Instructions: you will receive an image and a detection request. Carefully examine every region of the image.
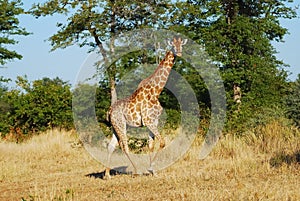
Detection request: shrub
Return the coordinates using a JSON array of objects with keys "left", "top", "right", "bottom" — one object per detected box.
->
[
  {"left": 0, "top": 76, "right": 73, "bottom": 137},
  {"left": 286, "top": 74, "right": 300, "bottom": 128}
]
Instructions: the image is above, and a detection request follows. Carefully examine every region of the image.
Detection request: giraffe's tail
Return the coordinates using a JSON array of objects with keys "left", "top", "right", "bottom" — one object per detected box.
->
[{"left": 106, "top": 106, "right": 112, "bottom": 122}]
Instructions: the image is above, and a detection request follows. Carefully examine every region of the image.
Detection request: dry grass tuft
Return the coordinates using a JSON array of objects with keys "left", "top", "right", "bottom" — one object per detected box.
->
[{"left": 0, "top": 123, "right": 299, "bottom": 200}]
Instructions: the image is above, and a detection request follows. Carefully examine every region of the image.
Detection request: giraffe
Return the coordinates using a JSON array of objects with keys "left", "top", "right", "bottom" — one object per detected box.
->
[{"left": 105, "top": 37, "right": 187, "bottom": 179}]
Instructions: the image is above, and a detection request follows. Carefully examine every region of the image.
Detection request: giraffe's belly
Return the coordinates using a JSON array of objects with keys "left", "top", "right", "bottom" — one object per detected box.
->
[{"left": 125, "top": 112, "right": 143, "bottom": 127}]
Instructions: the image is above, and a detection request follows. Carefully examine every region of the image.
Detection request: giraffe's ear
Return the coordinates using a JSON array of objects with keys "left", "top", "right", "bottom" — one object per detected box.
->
[{"left": 181, "top": 39, "right": 188, "bottom": 45}]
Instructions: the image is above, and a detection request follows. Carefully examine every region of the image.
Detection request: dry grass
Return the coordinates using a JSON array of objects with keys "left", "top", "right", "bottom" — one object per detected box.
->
[{"left": 0, "top": 122, "right": 299, "bottom": 201}]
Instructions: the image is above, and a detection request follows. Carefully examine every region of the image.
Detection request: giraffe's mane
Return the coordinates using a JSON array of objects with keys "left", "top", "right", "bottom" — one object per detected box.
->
[{"left": 137, "top": 51, "right": 174, "bottom": 89}]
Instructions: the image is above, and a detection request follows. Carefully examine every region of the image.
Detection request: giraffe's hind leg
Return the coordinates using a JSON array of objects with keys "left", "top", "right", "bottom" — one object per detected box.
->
[
  {"left": 110, "top": 113, "right": 137, "bottom": 175},
  {"left": 104, "top": 133, "right": 118, "bottom": 179}
]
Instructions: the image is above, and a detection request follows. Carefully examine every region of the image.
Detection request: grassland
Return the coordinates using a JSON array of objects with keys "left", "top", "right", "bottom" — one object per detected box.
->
[{"left": 0, "top": 121, "right": 299, "bottom": 201}]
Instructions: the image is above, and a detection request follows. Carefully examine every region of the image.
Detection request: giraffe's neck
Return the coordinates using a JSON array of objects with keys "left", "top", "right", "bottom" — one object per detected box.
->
[
  {"left": 134, "top": 50, "right": 175, "bottom": 99},
  {"left": 147, "top": 51, "right": 175, "bottom": 95}
]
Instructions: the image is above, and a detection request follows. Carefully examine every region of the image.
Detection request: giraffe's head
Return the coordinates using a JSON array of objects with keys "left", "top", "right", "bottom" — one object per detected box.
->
[{"left": 168, "top": 37, "right": 187, "bottom": 57}]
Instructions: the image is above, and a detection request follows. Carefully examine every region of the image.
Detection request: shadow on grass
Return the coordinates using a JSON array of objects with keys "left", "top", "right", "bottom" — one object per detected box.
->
[
  {"left": 270, "top": 150, "right": 300, "bottom": 167},
  {"left": 85, "top": 166, "right": 129, "bottom": 179}
]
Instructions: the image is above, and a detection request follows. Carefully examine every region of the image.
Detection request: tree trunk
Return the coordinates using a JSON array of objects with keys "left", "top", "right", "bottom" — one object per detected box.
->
[
  {"left": 91, "top": 28, "right": 117, "bottom": 106},
  {"left": 109, "top": 0, "right": 117, "bottom": 106}
]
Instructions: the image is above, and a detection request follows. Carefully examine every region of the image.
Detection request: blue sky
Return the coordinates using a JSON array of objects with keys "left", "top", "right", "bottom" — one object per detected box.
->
[{"left": 1, "top": 1, "right": 299, "bottom": 88}]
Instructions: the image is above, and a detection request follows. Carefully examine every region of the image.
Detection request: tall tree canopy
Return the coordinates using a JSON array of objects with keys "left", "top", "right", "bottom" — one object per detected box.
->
[
  {"left": 0, "top": 0, "right": 29, "bottom": 66},
  {"left": 30, "top": 0, "right": 173, "bottom": 104},
  {"left": 171, "top": 0, "right": 297, "bottom": 130},
  {"left": 30, "top": 0, "right": 297, "bottom": 132}
]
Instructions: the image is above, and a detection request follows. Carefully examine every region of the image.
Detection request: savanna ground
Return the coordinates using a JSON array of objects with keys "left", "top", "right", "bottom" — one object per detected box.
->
[{"left": 0, "top": 121, "right": 299, "bottom": 201}]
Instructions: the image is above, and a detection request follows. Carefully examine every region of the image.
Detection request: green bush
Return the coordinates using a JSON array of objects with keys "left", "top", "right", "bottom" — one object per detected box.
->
[
  {"left": 0, "top": 76, "right": 73, "bottom": 137},
  {"left": 286, "top": 75, "right": 300, "bottom": 128}
]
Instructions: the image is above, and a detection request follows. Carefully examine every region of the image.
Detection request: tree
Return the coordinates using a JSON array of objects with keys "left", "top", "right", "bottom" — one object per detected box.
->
[
  {"left": 0, "top": 79, "right": 11, "bottom": 134},
  {"left": 3, "top": 76, "right": 73, "bottom": 135},
  {"left": 0, "top": 0, "right": 30, "bottom": 65},
  {"left": 172, "top": 0, "right": 297, "bottom": 131},
  {"left": 29, "top": 0, "right": 172, "bottom": 106},
  {"left": 29, "top": 0, "right": 298, "bottom": 134},
  {"left": 286, "top": 74, "right": 300, "bottom": 128}
]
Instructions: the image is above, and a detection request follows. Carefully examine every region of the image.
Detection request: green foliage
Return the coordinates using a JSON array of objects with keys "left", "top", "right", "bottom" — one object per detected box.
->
[
  {"left": 286, "top": 75, "right": 300, "bottom": 128},
  {"left": 0, "top": 0, "right": 30, "bottom": 65},
  {"left": 0, "top": 76, "right": 73, "bottom": 136},
  {"left": 0, "top": 78, "right": 11, "bottom": 134},
  {"left": 72, "top": 83, "right": 96, "bottom": 121},
  {"left": 29, "top": 0, "right": 174, "bottom": 110},
  {"left": 172, "top": 0, "right": 296, "bottom": 132},
  {"left": 26, "top": 0, "right": 298, "bottom": 136},
  {"left": 30, "top": 0, "right": 172, "bottom": 50},
  {"left": 95, "top": 81, "right": 111, "bottom": 124}
]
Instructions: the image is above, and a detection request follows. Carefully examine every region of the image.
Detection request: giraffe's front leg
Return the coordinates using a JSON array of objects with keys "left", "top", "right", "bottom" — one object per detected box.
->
[
  {"left": 147, "top": 134, "right": 157, "bottom": 176},
  {"left": 147, "top": 124, "right": 165, "bottom": 150},
  {"left": 146, "top": 125, "right": 165, "bottom": 176}
]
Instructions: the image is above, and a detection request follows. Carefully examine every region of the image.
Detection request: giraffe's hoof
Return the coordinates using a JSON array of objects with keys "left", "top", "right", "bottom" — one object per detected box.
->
[
  {"left": 104, "top": 168, "right": 111, "bottom": 180},
  {"left": 103, "top": 174, "right": 111, "bottom": 180},
  {"left": 147, "top": 167, "right": 157, "bottom": 176}
]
